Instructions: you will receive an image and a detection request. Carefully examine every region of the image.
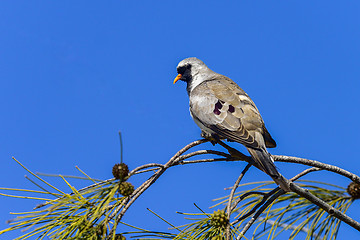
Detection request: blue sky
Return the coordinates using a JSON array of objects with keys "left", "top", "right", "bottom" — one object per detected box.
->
[{"left": 1, "top": 1, "right": 359, "bottom": 239}]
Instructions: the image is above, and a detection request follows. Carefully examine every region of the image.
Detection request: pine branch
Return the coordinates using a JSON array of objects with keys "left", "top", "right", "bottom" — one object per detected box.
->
[{"left": 2, "top": 138, "right": 360, "bottom": 239}]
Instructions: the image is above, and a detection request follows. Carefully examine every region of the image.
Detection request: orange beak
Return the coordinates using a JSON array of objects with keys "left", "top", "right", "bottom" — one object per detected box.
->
[{"left": 173, "top": 74, "right": 182, "bottom": 84}]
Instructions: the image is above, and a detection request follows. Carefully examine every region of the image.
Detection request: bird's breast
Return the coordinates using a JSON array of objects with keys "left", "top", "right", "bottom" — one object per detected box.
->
[{"left": 189, "top": 109, "right": 216, "bottom": 135}]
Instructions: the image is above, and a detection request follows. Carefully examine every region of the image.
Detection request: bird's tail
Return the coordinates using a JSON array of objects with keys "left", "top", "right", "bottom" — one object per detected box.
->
[{"left": 247, "top": 148, "right": 290, "bottom": 192}]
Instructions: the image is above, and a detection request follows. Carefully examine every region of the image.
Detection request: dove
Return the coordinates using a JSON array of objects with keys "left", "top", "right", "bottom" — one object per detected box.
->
[{"left": 174, "top": 57, "right": 290, "bottom": 191}]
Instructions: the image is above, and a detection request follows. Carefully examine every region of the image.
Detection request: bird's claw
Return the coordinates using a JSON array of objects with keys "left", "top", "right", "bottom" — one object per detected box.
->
[{"left": 201, "top": 131, "right": 219, "bottom": 146}]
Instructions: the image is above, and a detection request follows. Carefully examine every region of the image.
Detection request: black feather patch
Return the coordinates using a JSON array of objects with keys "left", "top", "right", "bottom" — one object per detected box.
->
[
  {"left": 228, "top": 105, "right": 235, "bottom": 113},
  {"left": 214, "top": 101, "right": 223, "bottom": 115}
]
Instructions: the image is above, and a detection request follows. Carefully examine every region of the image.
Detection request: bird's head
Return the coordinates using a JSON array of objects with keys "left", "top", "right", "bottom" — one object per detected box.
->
[{"left": 173, "top": 57, "right": 208, "bottom": 84}]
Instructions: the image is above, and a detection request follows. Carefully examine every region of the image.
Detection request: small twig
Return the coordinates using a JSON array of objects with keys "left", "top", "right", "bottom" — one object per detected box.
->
[
  {"left": 290, "top": 167, "right": 322, "bottom": 182},
  {"left": 225, "top": 163, "right": 252, "bottom": 240},
  {"left": 132, "top": 157, "right": 242, "bottom": 174},
  {"left": 227, "top": 164, "right": 252, "bottom": 216},
  {"left": 175, "top": 149, "right": 233, "bottom": 163},
  {"left": 129, "top": 163, "right": 164, "bottom": 176},
  {"left": 132, "top": 167, "right": 162, "bottom": 175},
  {"left": 178, "top": 157, "right": 239, "bottom": 165}
]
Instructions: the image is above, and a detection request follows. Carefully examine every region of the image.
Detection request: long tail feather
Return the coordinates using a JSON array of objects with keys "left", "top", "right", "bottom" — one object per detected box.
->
[{"left": 247, "top": 148, "right": 290, "bottom": 192}]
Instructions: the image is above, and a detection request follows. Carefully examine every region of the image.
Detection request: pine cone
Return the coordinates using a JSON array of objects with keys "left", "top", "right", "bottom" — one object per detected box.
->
[
  {"left": 119, "top": 182, "right": 134, "bottom": 197},
  {"left": 210, "top": 209, "right": 229, "bottom": 228},
  {"left": 347, "top": 182, "right": 360, "bottom": 199},
  {"left": 112, "top": 163, "right": 129, "bottom": 180}
]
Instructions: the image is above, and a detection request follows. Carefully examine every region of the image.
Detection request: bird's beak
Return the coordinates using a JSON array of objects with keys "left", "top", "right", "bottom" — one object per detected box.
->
[{"left": 173, "top": 74, "right": 182, "bottom": 84}]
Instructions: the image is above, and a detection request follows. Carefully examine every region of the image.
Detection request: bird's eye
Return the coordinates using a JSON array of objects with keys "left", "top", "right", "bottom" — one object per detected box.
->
[
  {"left": 177, "top": 66, "right": 186, "bottom": 74},
  {"left": 177, "top": 64, "right": 191, "bottom": 74}
]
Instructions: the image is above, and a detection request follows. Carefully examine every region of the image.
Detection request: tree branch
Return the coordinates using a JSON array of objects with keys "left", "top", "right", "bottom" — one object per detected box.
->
[
  {"left": 273, "top": 155, "right": 360, "bottom": 184},
  {"left": 107, "top": 139, "right": 360, "bottom": 238},
  {"left": 290, "top": 167, "right": 322, "bottom": 181},
  {"left": 230, "top": 167, "right": 356, "bottom": 239},
  {"left": 11, "top": 137, "right": 360, "bottom": 239}
]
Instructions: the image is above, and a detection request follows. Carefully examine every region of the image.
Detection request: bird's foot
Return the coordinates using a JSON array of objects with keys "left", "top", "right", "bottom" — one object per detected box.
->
[{"left": 200, "top": 131, "right": 219, "bottom": 146}]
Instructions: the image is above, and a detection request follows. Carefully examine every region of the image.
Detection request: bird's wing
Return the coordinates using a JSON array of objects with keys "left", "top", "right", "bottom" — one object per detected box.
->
[
  {"left": 263, "top": 125, "right": 276, "bottom": 148},
  {"left": 190, "top": 77, "right": 274, "bottom": 149}
]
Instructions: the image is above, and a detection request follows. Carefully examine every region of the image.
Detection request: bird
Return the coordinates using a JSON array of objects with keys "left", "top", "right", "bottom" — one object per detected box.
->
[{"left": 173, "top": 57, "right": 290, "bottom": 192}]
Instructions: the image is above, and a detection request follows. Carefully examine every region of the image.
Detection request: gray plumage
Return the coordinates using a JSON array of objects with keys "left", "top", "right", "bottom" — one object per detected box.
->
[{"left": 174, "top": 57, "right": 290, "bottom": 192}]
